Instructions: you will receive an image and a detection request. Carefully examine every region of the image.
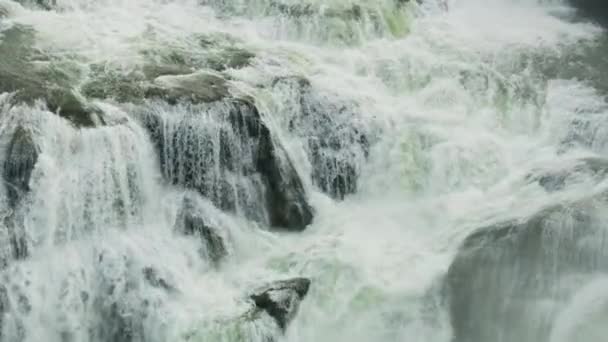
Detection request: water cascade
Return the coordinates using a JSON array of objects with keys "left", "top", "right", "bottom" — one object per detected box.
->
[{"left": 1, "top": 0, "right": 608, "bottom": 341}]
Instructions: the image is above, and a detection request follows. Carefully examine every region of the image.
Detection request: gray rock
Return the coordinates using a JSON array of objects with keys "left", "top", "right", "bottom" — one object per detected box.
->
[
  {"left": 147, "top": 71, "right": 229, "bottom": 104},
  {"left": 250, "top": 278, "right": 311, "bottom": 331},
  {"left": 273, "top": 76, "right": 370, "bottom": 200},
  {"left": 3, "top": 126, "right": 38, "bottom": 209},
  {"left": 175, "top": 197, "right": 228, "bottom": 265},
  {"left": 445, "top": 194, "right": 608, "bottom": 342},
  {"left": 0, "top": 25, "right": 99, "bottom": 127},
  {"left": 143, "top": 98, "right": 314, "bottom": 231}
]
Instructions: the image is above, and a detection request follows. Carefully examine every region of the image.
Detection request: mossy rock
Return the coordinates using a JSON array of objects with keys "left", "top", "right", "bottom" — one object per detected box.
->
[{"left": 145, "top": 71, "right": 229, "bottom": 104}]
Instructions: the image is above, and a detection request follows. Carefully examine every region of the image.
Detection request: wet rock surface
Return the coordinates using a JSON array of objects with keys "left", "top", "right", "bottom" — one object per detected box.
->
[
  {"left": 273, "top": 77, "right": 370, "bottom": 200},
  {"left": 446, "top": 195, "right": 608, "bottom": 342},
  {"left": 175, "top": 196, "right": 228, "bottom": 264},
  {"left": 3, "top": 126, "right": 38, "bottom": 209},
  {"left": 143, "top": 97, "right": 314, "bottom": 231},
  {"left": 250, "top": 278, "right": 311, "bottom": 331}
]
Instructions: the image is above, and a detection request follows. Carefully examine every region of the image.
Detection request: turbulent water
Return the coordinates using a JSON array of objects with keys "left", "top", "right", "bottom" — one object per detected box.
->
[{"left": 1, "top": 0, "right": 608, "bottom": 341}]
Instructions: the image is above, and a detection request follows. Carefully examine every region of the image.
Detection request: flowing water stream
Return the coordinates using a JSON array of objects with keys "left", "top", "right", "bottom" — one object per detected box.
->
[{"left": 1, "top": 0, "right": 608, "bottom": 341}]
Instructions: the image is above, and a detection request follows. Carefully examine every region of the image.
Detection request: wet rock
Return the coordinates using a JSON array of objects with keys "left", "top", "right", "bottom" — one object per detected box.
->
[
  {"left": 3, "top": 126, "right": 38, "bottom": 208},
  {"left": 250, "top": 278, "right": 311, "bottom": 331},
  {"left": 146, "top": 71, "right": 229, "bottom": 104},
  {"left": 82, "top": 67, "right": 147, "bottom": 103},
  {"left": 527, "top": 157, "right": 608, "bottom": 191},
  {"left": 0, "top": 285, "right": 7, "bottom": 340},
  {"left": 205, "top": 47, "right": 255, "bottom": 72},
  {"left": 175, "top": 197, "right": 228, "bottom": 264},
  {"left": 0, "top": 25, "right": 98, "bottom": 127},
  {"left": 569, "top": 0, "right": 608, "bottom": 26},
  {"left": 15, "top": 0, "right": 54, "bottom": 10},
  {"left": 142, "top": 267, "right": 175, "bottom": 292},
  {"left": 273, "top": 77, "right": 370, "bottom": 200},
  {"left": 445, "top": 195, "right": 608, "bottom": 342},
  {"left": 143, "top": 98, "right": 314, "bottom": 231}
]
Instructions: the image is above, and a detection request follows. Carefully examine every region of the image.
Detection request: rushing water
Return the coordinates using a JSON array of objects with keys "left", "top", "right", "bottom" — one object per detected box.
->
[{"left": 1, "top": 0, "right": 608, "bottom": 341}]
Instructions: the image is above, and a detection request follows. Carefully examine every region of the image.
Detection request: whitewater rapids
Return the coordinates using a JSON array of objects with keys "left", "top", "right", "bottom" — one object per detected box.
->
[{"left": 1, "top": 0, "right": 608, "bottom": 341}]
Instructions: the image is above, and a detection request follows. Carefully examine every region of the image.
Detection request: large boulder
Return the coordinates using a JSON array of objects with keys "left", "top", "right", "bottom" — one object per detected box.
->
[
  {"left": 0, "top": 25, "right": 99, "bottom": 127},
  {"left": 142, "top": 94, "right": 314, "bottom": 231},
  {"left": 250, "top": 277, "right": 311, "bottom": 331},
  {"left": 445, "top": 195, "right": 608, "bottom": 342},
  {"left": 273, "top": 77, "right": 370, "bottom": 200}
]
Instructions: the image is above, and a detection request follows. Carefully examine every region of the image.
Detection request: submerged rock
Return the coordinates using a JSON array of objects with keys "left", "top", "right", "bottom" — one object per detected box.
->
[
  {"left": 445, "top": 195, "right": 608, "bottom": 342},
  {"left": 273, "top": 77, "right": 370, "bottom": 200},
  {"left": 142, "top": 267, "right": 175, "bottom": 292},
  {"left": 175, "top": 196, "right": 228, "bottom": 264},
  {"left": 0, "top": 284, "right": 7, "bottom": 340},
  {"left": 3, "top": 126, "right": 38, "bottom": 208},
  {"left": 143, "top": 98, "right": 314, "bottom": 231},
  {"left": 527, "top": 157, "right": 608, "bottom": 191},
  {"left": 250, "top": 278, "right": 311, "bottom": 331}
]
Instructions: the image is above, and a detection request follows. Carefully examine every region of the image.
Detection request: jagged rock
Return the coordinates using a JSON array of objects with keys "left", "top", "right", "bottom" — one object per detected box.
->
[
  {"left": 527, "top": 157, "right": 608, "bottom": 191},
  {"left": 175, "top": 197, "right": 228, "bottom": 264},
  {"left": 143, "top": 98, "right": 314, "bottom": 231},
  {"left": 273, "top": 77, "right": 370, "bottom": 200},
  {"left": 15, "top": 0, "right": 54, "bottom": 10},
  {"left": 142, "top": 267, "right": 175, "bottom": 291},
  {"left": 250, "top": 278, "right": 311, "bottom": 331},
  {"left": 3, "top": 126, "right": 38, "bottom": 208},
  {"left": 445, "top": 195, "right": 608, "bottom": 342}
]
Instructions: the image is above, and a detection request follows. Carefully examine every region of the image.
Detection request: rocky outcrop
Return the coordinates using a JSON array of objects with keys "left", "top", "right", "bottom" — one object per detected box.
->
[
  {"left": 0, "top": 25, "right": 100, "bottom": 127},
  {"left": 143, "top": 95, "right": 314, "bottom": 231},
  {"left": 3, "top": 126, "right": 38, "bottom": 209},
  {"left": 175, "top": 196, "right": 228, "bottom": 264},
  {"left": 250, "top": 278, "right": 311, "bottom": 331},
  {"left": 2, "top": 126, "right": 38, "bottom": 261},
  {"left": 445, "top": 195, "right": 608, "bottom": 342},
  {"left": 273, "top": 77, "right": 370, "bottom": 200}
]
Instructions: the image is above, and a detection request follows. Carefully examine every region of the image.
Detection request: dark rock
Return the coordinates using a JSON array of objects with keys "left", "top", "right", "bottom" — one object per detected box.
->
[
  {"left": 273, "top": 77, "right": 370, "bottom": 200},
  {"left": 0, "top": 285, "right": 7, "bottom": 340},
  {"left": 568, "top": 0, "right": 608, "bottom": 26},
  {"left": 3, "top": 126, "right": 38, "bottom": 208},
  {"left": 250, "top": 278, "right": 311, "bottom": 331},
  {"left": 445, "top": 195, "right": 608, "bottom": 342},
  {"left": 175, "top": 197, "right": 228, "bottom": 264},
  {"left": 143, "top": 98, "right": 314, "bottom": 231},
  {"left": 16, "top": 1, "right": 55, "bottom": 10},
  {"left": 142, "top": 267, "right": 175, "bottom": 291}
]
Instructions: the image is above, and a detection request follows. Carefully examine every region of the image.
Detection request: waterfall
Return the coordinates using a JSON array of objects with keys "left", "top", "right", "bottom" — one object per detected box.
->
[{"left": 1, "top": 0, "right": 608, "bottom": 341}]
